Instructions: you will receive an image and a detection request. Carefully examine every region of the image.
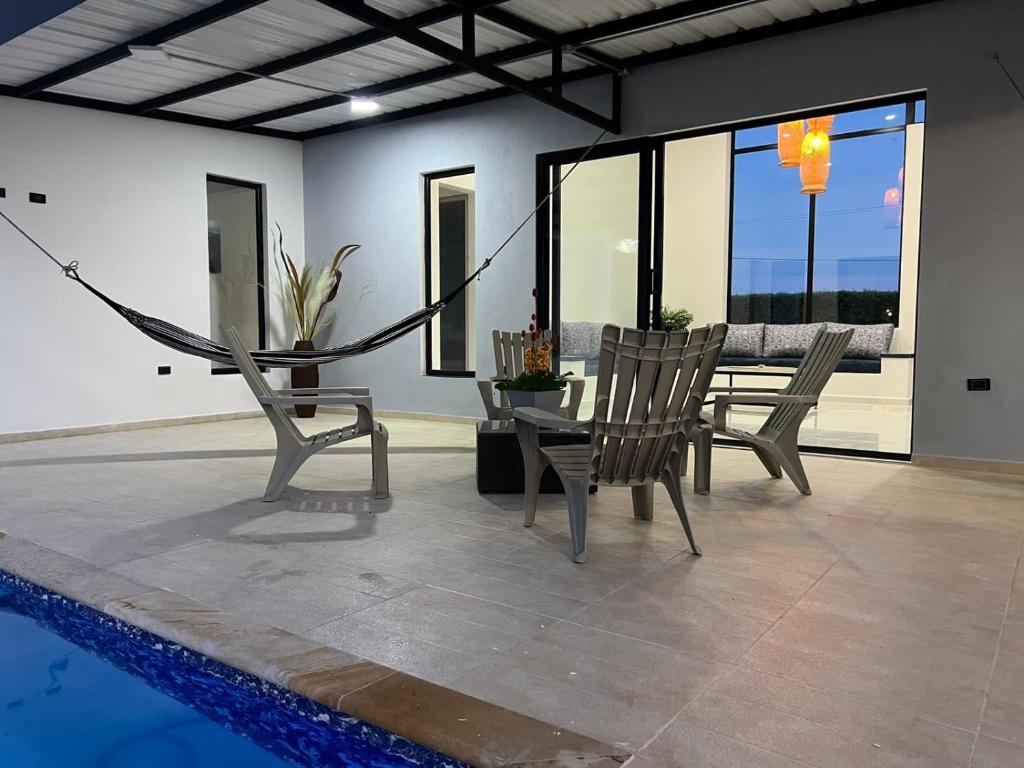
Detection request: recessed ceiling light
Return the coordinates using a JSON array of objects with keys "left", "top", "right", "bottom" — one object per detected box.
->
[
  {"left": 350, "top": 99, "right": 380, "bottom": 114},
  {"left": 884, "top": 113, "right": 897, "bottom": 121}
]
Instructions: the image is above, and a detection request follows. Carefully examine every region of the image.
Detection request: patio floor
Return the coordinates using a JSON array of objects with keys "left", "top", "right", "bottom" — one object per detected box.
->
[{"left": 1, "top": 414, "right": 1022, "bottom": 767}]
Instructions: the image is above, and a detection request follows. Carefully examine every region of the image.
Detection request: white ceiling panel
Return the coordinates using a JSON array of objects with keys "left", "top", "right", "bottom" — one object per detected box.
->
[
  {"left": 0, "top": 0, "right": 221, "bottom": 86},
  {"left": 46, "top": 55, "right": 226, "bottom": 103},
  {"left": 161, "top": 0, "right": 370, "bottom": 71},
  {"left": 283, "top": 37, "right": 449, "bottom": 92},
  {"left": 0, "top": 0, "right": 900, "bottom": 135},
  {"left": 167, "top": 77, "right": 322, "bottom": 120}
]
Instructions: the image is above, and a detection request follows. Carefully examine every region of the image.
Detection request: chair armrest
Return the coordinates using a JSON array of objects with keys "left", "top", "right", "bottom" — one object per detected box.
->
[
  {"left": 707, "top": 386, "right": 783, "bottom": 394},
  {"left": 277, "top": 387, "right": 370, "bottom": 396},
  {"left": 713, "top": 393, "right": 817, "bottom": 430},
  {"left": 514, "top": 407, "right": 591, "bottom": 432},
  {"left": 258, "top": 394, "right": 373, "bottom": 408},
  {"left": 565, "top": 377, "right": 586, "bottom": 420}
]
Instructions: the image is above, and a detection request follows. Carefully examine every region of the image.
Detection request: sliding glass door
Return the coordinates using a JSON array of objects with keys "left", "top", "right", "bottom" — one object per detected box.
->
[{"left": 537, "top": 147, "right": 657, "bottom": 406}]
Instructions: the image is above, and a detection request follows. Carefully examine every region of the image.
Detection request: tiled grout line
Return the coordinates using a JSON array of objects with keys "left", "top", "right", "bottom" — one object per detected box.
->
[
  {"left": 629, "top": 503, "right": 893, "bottom": 763},
  {"left": 967, "top": 530, "right": 1024, "bottom": 768}
]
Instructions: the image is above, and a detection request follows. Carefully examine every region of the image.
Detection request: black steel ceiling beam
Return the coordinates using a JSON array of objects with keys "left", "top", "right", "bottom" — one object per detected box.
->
[
  {"left": 131, "top": 0, "right": 507, "bottom": 113},
  {"left": 316, "top": 0, "right": 619, "bottom": 132},
  {"left": 558, "top": 0, "right": 769, "bottom": 48},
  {"left": 228, "top": 94, "right": 349, "bottom": 129},
  {"left": 14, "top": 0, "right": 268, "bottom": 97},
  {"left": 0, "top": 83, "right": 298, "bottom": 140},
  {"left": 298, "top": 0, "right": 944, "bottom": 139},
  {"left": 469, "top": 4, "right": 627, "bottom": 74}
]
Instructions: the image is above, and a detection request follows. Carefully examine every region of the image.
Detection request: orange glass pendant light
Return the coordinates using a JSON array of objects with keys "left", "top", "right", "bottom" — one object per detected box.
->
[
  {"left": 777, "top": 120, "right": 805, "bottom": 168},
  {"left": 807, "top": 114, "right": 836, "bottom": 134},
  {"left": 800, "top": 129, "right": 831, "bottom": 195}
]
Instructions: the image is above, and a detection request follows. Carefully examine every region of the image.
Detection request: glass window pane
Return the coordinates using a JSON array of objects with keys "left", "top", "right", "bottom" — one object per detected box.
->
[
  {"left": 830, "top": 104, "right": 907, "bottom": 134},
  {"left": 730, "top": 149, "right": 809, "bottom": 324},
  {"left": 734, "top": 124, "right": 779, "bottom": 149},
  {"left": 207, "top": 178, "right": 262, "bottom": 372},
  {"left": 811, "top": 131, "right": 905, "bottom": 324}
]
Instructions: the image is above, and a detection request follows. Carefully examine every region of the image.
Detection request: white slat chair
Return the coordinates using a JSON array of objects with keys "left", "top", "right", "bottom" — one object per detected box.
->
[
  {"left": 477, "top": 329, "right": 585, "bottom": 420},
  {"left": 514, "top": 323, "right": 727, "bottom": 563},
  {"left": 224, "top": 327, "right": 389, "bottom": 502},
  {"left": 698, "top": 326, "right": 853, "bottom": 495}
]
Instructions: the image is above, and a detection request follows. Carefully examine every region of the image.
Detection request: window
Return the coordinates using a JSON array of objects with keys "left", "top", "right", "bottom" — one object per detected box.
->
[
  {"left": 424, "top": 168, "right": 476, "bottom": 376},
  {"left": 729, "top": 100, "right": 921, "bottom": 325},
  {"left": 206, "top": 175, "right": 265, "bottom": 373}
]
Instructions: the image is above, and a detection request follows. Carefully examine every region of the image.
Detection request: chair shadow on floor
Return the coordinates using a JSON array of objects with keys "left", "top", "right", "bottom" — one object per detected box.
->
[{"left": 81, "top": 488, "right": 398, "bottom": 566}]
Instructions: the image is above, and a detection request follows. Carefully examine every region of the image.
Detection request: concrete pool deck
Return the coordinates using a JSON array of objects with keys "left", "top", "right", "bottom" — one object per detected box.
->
[{"left": 1, "top": 415, "right": 1023, "bottom": 766}]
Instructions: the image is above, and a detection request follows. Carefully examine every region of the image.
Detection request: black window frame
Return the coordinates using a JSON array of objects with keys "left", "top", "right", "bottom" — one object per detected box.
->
[
  {"left": 423, "top": 166, "right": 476, "bottom": 378},
  {"left": 727, "top": 97, "right": 922, "bottom": 327},
  {"left": 206, "top": 173, "right": 267, "bottom": 376}
]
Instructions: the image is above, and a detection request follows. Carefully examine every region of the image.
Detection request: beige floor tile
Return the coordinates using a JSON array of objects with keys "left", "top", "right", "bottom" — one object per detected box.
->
[{"left": 3, "top": 415, "right": 1024, "bottom": 766}]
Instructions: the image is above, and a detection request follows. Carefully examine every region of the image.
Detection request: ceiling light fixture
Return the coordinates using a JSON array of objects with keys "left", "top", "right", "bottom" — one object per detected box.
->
[{"left": 349, "top": 99, "right": 381, "bottom": 114}]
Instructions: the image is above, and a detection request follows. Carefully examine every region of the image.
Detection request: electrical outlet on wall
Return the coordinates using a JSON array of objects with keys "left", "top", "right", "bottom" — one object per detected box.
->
[
  {"left": 158, "top": 366, "right": 171, "bottom": 376},
  {"left": 967, "top": 378, "right": 991, "bottom": 391},
  {"left": 29, "top": 192, "right": 46, "bottom": 204}
]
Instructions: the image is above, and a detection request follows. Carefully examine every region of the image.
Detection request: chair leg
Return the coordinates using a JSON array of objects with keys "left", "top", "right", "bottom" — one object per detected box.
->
[
  {"left": 692, "top": 424, "right": 713, "bottom": 495},
  {"left": 774, "top": 439, "right": 812, "bottom": 495},
  {"left": 751, "top": 444, "right": 783, "bottom": 479},
  {"left": 371, "top": 423, "right": 390, "bottom": 499},
  {"left": 563, "top": 478, "right": 590, "bottom": 563},
  {"left": 263, "top": 441, "right": 309, "bottom": 502},
  {"left": 515, "top": 420, "right": 546, "bottom": 527},
  {"left": 631, "top": 484, "right": 654, "bottom": 520},
  {"left": 662, "top": 471, "right": 701, "bottom": 555},
  {"left": 679, "top": 436, "right": 690, "bottom": 477}
]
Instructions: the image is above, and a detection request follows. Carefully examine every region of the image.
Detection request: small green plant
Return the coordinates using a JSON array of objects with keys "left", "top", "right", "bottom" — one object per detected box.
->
[
  {"left": 661, "top": 305, "right": 694, "bottom": 332},
  {"left": 495, "top": 370, "right": 568, "bottom": 393}
]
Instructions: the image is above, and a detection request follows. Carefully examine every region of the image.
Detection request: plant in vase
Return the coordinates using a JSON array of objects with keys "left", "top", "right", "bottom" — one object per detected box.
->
[
  {"left": 660, "top": 304, "right": 694, "bottom": 333},
  {"left": 495, "top": 289, "right": 568, "bottom": 414},
  {"left": 273, "top": 224, "right": 360, "bottom": 417}
]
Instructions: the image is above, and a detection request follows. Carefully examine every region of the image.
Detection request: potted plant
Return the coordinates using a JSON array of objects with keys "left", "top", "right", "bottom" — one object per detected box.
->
[
  {"left": 661, "top": 304, "right": 694, "bottom": 333},
  {"left": 273, "top": 224, "right": 359, "bottom": 417},
  {"left": 495, "top": 289, "right": 569, "bottom": 414}
]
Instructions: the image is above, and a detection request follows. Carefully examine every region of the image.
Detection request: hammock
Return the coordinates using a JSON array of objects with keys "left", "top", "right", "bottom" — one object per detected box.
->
[{"left": 1, "top": 130, "right": 604, "bottom": 368}]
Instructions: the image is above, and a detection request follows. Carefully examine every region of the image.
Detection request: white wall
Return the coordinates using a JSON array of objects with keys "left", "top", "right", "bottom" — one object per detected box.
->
[
  {"left": 0, "top": 97, "right": 304, "bottom": 435},
  {"left": 662, "top": 133, "right": 732, "bottom": 327}
]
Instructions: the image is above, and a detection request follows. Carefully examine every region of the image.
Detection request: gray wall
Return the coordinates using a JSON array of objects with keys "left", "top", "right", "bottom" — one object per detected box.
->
[{"left": 303, "top": 0, "right": 1024, "bottom": 463}]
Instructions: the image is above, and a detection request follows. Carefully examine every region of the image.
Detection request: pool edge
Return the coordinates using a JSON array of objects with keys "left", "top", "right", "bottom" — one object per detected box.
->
[{"left": 0, "top": 531, "right": 631, "bottom": 768}]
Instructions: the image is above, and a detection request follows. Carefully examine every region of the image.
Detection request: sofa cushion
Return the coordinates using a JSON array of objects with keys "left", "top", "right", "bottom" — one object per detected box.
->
[
  {"left": 763, "top": 323, "right": 825, "bottom": 357},
  {"left": 722, "top": 323, "right": 764, "bottom": 358},
  {"left": 826, "top": 323, "right": 895, "bottom": 359},
  {"left": 559, "top": 321, "right": 604, "bottom": 359}
]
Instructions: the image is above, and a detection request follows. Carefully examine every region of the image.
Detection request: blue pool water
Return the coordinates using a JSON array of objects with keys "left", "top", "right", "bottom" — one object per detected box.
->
[{"left": 0, "top": 571, "right": 465, "bottom": 768}]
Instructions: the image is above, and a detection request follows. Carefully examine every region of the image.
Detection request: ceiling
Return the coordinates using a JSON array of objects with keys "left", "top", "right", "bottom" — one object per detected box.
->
[{"left": 0, "top": 0, "right": 937, "bottom": 140}]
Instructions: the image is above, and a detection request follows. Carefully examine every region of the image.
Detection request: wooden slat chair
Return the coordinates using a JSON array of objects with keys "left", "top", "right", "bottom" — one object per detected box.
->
[
  {"left": 477, "top": 329, "right": 585, "bottom": 420},
  {"left": 224, "top": 327, "right": 389, "bottom": 502},
  {"left": 515, "top": 323, "right": 727, "bottom": 563},
  {"left": 697, "top": 327, "right": 853, "bottom": 495}
]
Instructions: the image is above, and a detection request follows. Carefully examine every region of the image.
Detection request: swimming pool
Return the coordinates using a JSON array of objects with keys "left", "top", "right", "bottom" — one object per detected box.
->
[{"left": 0, "top": 569, "right": 466, "bottom": 768}]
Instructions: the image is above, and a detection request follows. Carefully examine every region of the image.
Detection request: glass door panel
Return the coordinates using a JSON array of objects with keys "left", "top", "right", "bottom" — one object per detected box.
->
[{"left": 554, "top": 153, "right": 643, "bottom": 416}]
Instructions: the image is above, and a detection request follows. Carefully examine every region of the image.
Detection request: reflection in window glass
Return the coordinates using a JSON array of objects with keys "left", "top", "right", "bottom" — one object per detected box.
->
[
  {"left": 730, "top": 150, "right": 809, "bottom": 323},
  {"left": 425, "top": 169, "right": 476, "bottom": 374},
  {"left": 812, "top": 132, "right": 905, "bottom": 324},
  {"left": 207, "top": 177, "right": 264, "bottom": 372}
]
